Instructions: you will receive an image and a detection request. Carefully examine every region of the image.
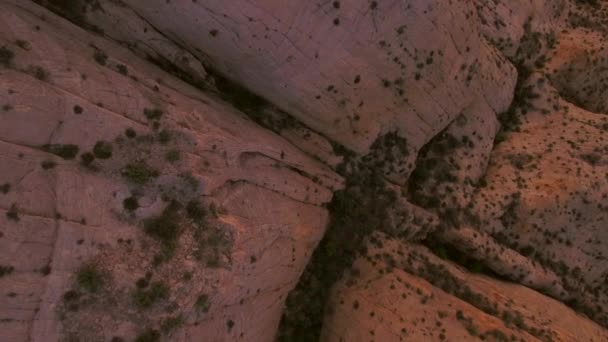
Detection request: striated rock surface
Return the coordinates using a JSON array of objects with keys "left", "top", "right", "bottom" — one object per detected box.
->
[
  {"left": 0, "top": 2, "right": 341, "bottom": 341},
  {"left": 0, "top": 0, "right": 607, "bottom": 341}
]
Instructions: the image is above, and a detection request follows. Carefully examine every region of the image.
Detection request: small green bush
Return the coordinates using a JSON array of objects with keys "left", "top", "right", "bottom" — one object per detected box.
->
[
  {"left": 6, "top": 204, "right": 19, "bottom": 222},
  {"left": 195, "top": 294, "right": 210, "bottom": 312},
  {"left": 0, "top": 183, "right": 10, "bottom": 194},
  {"left": 93, "top": 141, "right": 113, "bottom": 159},
  {"left": 94, "top": 50, "right": 107, "bottom": 66},
  {"left": 133, "top": 281, "right": 169, "bottom": 308},
  {"left": 143, "top": 108, "right": 163, "bottom": 120},
  {"left": 134, "top": 329, "right": 160, "bottom": 342},
  {"left": 125, "top": 128, "right": 137, "bottom": 138},
  {"left": 0, "top": 46, "right": 14, "bottom": 67},
  {"left": 80, "top": 152, "right": 95, "bottom": 167},
  {"left": 122, "top": 161, "right": 159, "bottom": 184},
  {"left": 0, "top": 265, "right": 15, "bottom": 277},
  {"left": 165, "top": 150, "right": 180, "bottom": 162},
  {"left": 76, "top": 263, "right": 104, "bottom": 293},
  {"left": 41, "top": 160, "right": 57, "bottom": 170},
  {"left": 123, "top": 196, "right": 139, "bottom": 211},
  {"left": 43, "top": 144, "right": 79, "bottom": 160},
  {"left": 144, "top": 201, "right": 182, "bottom": 247}
]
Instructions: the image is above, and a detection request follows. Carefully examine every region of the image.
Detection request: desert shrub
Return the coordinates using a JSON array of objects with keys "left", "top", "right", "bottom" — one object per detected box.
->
[
  {"left": 144, "top": 201, "right": 182, "bottom": 249},
  {"left": 122, "top": 161, "right": 159, "bottom": 184},
  {"left": 41, "top": 160, "right": 57, "bottom": 170},
  {"left": 123, "top": 196, "right": 139, "bottom": 211},
  {"left": 0, "top": 265, "right": 15, "bottom": 277},
  {"left": 143, "top": 108, "right": 163, "bottom": 120},
  {"left": 93, "top": 140, "right": 113, "bottom": 159},
  {"left": 0, "top": 46, "right": 14, "bottom": 67},
  {"left": 125, "top": 128, "right": 137, "bottom": 138},
  {"left": 80, "top": 152, "right": 95, "bottom": 167},
  {"left": 133, "top": 281, "right": 169, "bottom": 308},
  {"left": 6, "top": 203, "right": 19, "bottom": 221},
  {"left": 0, "top": 183, "right": 10, "bottom": 194},
  {"left": 165, "top": 150, "right": 180, "bottom": 162},
  {"left": 43, "top": 144, "right": 79, "bottom": 160},
  {"left": 134, "top": 329, "right": 160, "bottom": 342},
  {"left": 158, "top": 129, "right": 171, "bottom": 144},
  {"left": 195, "top": 294, "right": 210, "bottom": 312},
  {"left": 94, "top": 50, "right": 107, "bottom": 65},
  {"left": 76, "top": 263, "right": 104, "bottom": 293}
]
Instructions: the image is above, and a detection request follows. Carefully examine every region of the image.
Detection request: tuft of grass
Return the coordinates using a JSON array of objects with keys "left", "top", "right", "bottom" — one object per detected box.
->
[
  {"left": 43, "top": 144, "right": 79, "bottom": 160},
  {"left": 76, "top": 263, "right": 104, "bottom": 293},
  {"left": 122, "top": 161, "right": 159, "bottom": 184},
  {"left": 93, "top": 140, "right": 113, "bottom": 159}
]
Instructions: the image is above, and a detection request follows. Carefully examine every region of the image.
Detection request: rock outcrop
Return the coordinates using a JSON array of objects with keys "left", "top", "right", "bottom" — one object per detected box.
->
[{"left": 1, "top": 0, "right": 608, "bottom": 341}]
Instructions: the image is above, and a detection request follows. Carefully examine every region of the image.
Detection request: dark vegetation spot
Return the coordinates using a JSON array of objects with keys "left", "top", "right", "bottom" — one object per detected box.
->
[
  {"left": 122, "top": 161, "right": 159, "bottom": 184},
  {"left": 143, "top": 201, "right": 182, "bottom": 251},
  {"left": 76, "top": 263, "right": 104, "bottom": 293},
  {"left": 333, "top": 1, "right": 340, "bottom": 9},
  {"left": 116, "top": 64, "right": 128, "bottom": 75},
  {"left": 123, "top": 196, "right": 139, "bottom": 211},
  {"left": 80, "top": 152, "right": 95, "bottom": 167},
  {"left": 0, "top": 183, "right": 10, "bottom": 194},
  {"left": 125, "top": 128, "right": 137, "bottom": 138},
  {"left": 0, "top": 265, "right": 15, "bottom": 277},
  {"left": 333, "top": 18, "right": 340, "bottom": 26},
  {"left": 134, "top": 329, "right": 160, "bottom": 342},
  {"left": 2, "top": 104, "right": 12, "bottom": 111},
  {"left": 227, "top": 319, "right": 235, "bottom": 331},
  {"left": 73, "top": 105, "right": 83, "bottom": 114},
  {"left": 94, "top": 50, "right": 107, "bottom": 66},
  {"left": 158, "top": 129, "right": 171, "bottom": 144},
  {"left": 143, "top": 108, "right": 163, "bottom": 120},
  {"left": 195, "top": 294, "right": 210, "bottom": 312},
  {"left": 209, "top": 29, "right": 219, "bottom": 37},
  {"left": 0, "top": 46, "right": 15, "bottom": 67},
  {"left": 43, "top": 144, "right": 79, "bottom": 160},
  {"left": 133, "top": 281, "right": 169, "bottom": 308},
  {"left": 165, "top": 149, "right": 180, "bottom": 162},
  {"left": 30, "top": 65, "right": 49, "bottom": 81},
  {"left": 93, "top": 140, "right": 113, "bottom": 159},
  {"left": 41, "top": 160, "right": 57, "bottom": 170}
]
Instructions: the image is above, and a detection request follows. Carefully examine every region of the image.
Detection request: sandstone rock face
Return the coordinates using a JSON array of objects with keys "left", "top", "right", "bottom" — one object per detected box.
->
[
  {"left": 322, "top": 235, "right": 608, "bottom": 342},
  {"left": 82, "top": 0, "right": 517, "bottom": 184},
  {"left": 1, "top": 0, "right": 608, "bottom": 341},
  {"left": 0, "top": 2, "right": 341, "bottom": 341}
]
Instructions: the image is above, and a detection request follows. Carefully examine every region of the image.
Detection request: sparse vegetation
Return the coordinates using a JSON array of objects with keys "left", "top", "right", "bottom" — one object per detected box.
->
[{"left": 6, "top": 203, "right": 19, "bottom": 221}]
